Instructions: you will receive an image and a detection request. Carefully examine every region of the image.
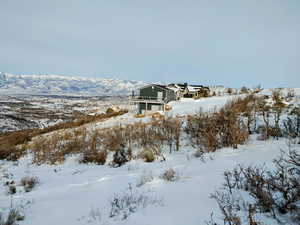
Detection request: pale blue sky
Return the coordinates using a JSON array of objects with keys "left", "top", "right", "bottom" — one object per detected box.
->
[{"left": 1, "top": 0, "right": 299, "bottom": 87}]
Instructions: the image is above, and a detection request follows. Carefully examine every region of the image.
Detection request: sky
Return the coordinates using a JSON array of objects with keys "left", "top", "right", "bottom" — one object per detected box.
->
[{"left": 0, "top": 0, "right": 299, "bottom": 88}]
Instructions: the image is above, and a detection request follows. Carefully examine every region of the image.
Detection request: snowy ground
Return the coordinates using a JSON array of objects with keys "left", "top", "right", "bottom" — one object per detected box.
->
[
  {"left": 168, "top": 95, "right": 242, "bottom": 115},
  {"left": 0, "top": 137, "right": 291, "bottom": 225}
]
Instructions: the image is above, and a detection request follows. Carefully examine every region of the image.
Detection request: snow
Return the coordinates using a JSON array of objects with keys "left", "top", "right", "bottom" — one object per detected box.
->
[
  {"left": 168, "top": 95, "right": 242, "bottom": 116},
  {"left": 0, "top": 137, "right": 292, "bottom": 225}
]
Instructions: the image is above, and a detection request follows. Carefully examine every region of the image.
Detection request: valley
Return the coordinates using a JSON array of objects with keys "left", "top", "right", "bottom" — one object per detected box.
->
[{"left": 0, "top": 95, "right": 129, "bottom": 133}]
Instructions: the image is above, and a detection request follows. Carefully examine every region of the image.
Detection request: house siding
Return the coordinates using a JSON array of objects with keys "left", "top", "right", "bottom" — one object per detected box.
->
[
  {"left": 139, "top": 85, "right": 176, "bottom": 102},
  {"left": 137, "top": 85, "right": 176, "bottom": 114}
]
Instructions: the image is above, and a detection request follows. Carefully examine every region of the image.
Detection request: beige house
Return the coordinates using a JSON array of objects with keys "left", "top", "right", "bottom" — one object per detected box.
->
[{"left": 167, "top": 83, "right": 210, "bottom": 99}]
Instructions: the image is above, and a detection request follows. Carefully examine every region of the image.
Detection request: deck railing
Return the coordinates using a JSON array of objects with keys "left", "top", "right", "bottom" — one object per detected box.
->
[{"left": 129, "top": 96, "right": 166, "bottom": 103}]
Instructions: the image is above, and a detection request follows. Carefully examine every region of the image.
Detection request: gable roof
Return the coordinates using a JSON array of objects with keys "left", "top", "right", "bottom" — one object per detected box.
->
[
  {"left": 189, "top": 84, "right": 204, "bottom": 88},
  {"left": 167, "top": 83, "right": 186, "bottom": 91}
]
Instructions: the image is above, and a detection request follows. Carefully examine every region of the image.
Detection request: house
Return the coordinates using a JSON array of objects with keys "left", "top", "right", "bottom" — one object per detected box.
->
[
  {"left": 167, "top": 83, "right": 210, "bottom": 99},
  {"left": 167, "top": 83, "right": 186, "bottom": 99},
  {"left": 131, "top": 84, "right": 176, "bottom": 114},
  {"left": 186, "top": 84, "right": 210, "bottom": 98}
]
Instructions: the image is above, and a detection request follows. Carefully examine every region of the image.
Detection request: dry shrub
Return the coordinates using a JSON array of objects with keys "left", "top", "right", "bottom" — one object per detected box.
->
[
  {"left": 159, "top": 117, "right": 183, "bottom": 153},
  {"left": 272, "top": 89, "right": 283, "bottom": 103},
  {"left": 271, "top": 89, "right": 286, "bottom": 139},
  {"left": 0, "top": 130, "right": 32, "bottom": 160},
  {"left": 217, "top": 104, "right": 249, "bottom": 148},
  {"left": 72, "top": 127, "right": 86, "bottom": 137},
  {"left": 160, "top": 168, "right": 178, "bottom": 182},
  {"left": 283, "top": 107, "right": 300, "bottom": 141},
  {"left": 0, "top": 207, "right": 25, "bottom": 225},
  {"left": 129, "top": 122, "right": 164, "bottom": 151},
  {"left": 186, "top": 106, "right": 249, "bottom": 153},
  {"left": 109, "top": 184, "right": 162, "bottom": 220},
  {"left": 2, "top": 109, "right": 181, "bottom": 165},
  {"left": 209, "top": 147, "right": 300, "bottom": 225},
  {"left": 286, "top": 88, "right": 295, "bottom": 101},
  {"left": 111, "top": 144, "right": 132, "bottom": 167},
  {"left": 0, "top": 109, "right": 128, "bottom": 161},
  {"left": 255, "top": 91, "right": 287, "bottom": 140},
  {"left": 186, "top": 110, "right": 219, "bottom": 153},
  {"left": 101, "top": 118, "right": 182, "bottom": 155},
  {"left": 267, "top": 126, "right": 282, "bottom": 139},
  {"left": 185, "top": 96, "right": 267, "bottom": 153},
  {"left": 80, "top": 149, "right": 107, "bottom": 165},
  {"left": 30, "top": 134, "right": 62, "bottom": 165},
  {"left": 30, "top": 129, "right": 87, "bottom": 165},
  {"left": 257, "top": 125, "right": 283, "bottom": 141},
  {"left": 139, "top": 148, "right": 155, "bottom": 162},
  {"left": 80, "top": 131, "right": 107, "bottom": 165},
  {"left": 30, "top": 127, "right": 112, "bottom": 165},
  {"left": 100, "top": 126, "right": 131, "bottom": 153}
]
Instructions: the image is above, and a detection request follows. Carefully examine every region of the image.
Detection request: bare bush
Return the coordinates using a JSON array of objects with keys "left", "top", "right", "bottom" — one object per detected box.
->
[
  {"left": 0, "top": 207, "right": 25, "bottom": 225},
  {"left": 286, "top": 88, "right": 295, "bottom": 101},
  {"left": 257, "top": 98, "right": 272, "bottom": 139},
  {"left": 139, "top": 148, "right": 155, "bottom": 162},
  {"left": 185, "top": 110, "right": 220, "bottom": 153},
  {"left": 208, "top": 147, "right": 300, "bottom": 225},
  {"left": 160, "top": 168, "right": 179, "bottom": 182},
  {"left": 0, "top": 110, "right": 128, "bottom": 161},
  {"left": 186, "top": 97, "right": 250, "bottom": 153},
  {"left": 210, "top": 191, "right": 243, "bottom": 225},
  {"left": 111, "top": 144, "right": 132, "bottom": 167},
  {"left": 80, "top": 149, "right": 107, "bottom": 165},
  {"left": 283, "top": 107, "right": 300, "bottom": 142},
  {"left": 160, "top": 117, "right": 183, "bottom": 153},
  {"left": 30, "top": 131, "right": 86, "bottom": 165},
  {"left": 79, "top": 132, "right": 107, "bottom": 165},
  {"left": 238, "top": 95, "right": 261, "bottom": 134},
  {"left": 109, "top": 184, "right": 162, "bottom": 220}
]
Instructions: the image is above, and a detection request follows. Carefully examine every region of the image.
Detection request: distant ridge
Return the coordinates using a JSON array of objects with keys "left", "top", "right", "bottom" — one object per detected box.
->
[{"left": 0, "top": 72, "right": 146, "bottom": 96}]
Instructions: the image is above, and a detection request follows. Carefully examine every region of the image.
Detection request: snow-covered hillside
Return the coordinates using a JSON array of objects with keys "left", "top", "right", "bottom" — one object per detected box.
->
[
  {"left": 0, "top": 138, "right": 290, "bottom": 225},
  {"left": 0, "top": 88, "right": 299, "bottom": 225},
  {"left": 0, "top": 72, "right": 146, "bottom": 96}
]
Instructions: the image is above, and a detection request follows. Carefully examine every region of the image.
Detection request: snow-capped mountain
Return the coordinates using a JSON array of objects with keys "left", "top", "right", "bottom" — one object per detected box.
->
[{"left": 0, "top": 72, "right": 146, "bottom": 96}]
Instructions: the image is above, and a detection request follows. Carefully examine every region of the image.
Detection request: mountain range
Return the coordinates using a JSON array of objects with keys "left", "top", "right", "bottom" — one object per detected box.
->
[{"left": 0, "top": 72, "right": 146, "bottom": 96}]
